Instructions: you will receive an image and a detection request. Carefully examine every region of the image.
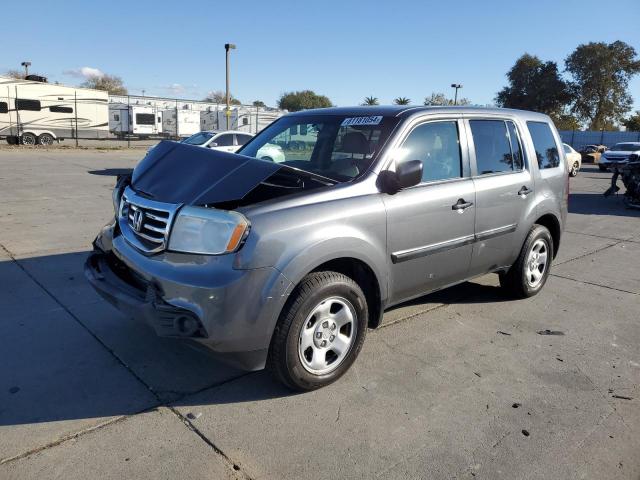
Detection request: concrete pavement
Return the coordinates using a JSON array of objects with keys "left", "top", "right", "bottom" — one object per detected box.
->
[{"left": 0, "top": 150, "right": 638, "bottom": 479}]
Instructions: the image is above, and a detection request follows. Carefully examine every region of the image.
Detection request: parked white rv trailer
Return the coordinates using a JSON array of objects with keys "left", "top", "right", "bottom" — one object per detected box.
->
[
  {"left": 161, "top": 109, "right": 200, "bottom": 138},
  {"left": 109, "top": 104, "right": 162, "bottom": 138},
  {"left": 0, "top": 75, "right": 108, "bottom": 145}
]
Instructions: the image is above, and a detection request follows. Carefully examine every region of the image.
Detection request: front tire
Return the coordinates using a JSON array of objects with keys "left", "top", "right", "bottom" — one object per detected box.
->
[
  {"left": 500, "top": 225, "right": 553, "bottom": 299},
  {"left": 598, "top": 164, "right": 608, "bottom": 172},
  {"left": 21, "top": 133, "right": 37, "bottom": 146},
  {"left": 268, "top": 271, "right": 368, "bottom": 391}
]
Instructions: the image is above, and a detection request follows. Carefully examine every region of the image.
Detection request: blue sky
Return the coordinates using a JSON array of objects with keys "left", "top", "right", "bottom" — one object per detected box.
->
[{"left": 4, "top": 0, "right": 640, "bottom": 109}]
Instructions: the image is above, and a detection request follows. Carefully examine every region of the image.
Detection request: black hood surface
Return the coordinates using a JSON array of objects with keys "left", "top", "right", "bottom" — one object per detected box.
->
[{"left": 131, "top": 141, "right": 283, "bottom": 205}]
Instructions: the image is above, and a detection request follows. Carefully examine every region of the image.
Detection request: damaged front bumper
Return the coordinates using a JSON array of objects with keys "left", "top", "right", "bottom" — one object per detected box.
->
[{"left": 85, "top": 223, "right": 293, "bottom": 371}]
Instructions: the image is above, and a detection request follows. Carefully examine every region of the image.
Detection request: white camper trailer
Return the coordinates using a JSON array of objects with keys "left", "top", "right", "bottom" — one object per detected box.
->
[
  {"left": 109, "top": 104, "right": 162, "bottom": 138},
  {"left": 0, "top": 75, "right": 109, "bottom": 145},
  {"left": 161, "top": 109, "right": 200, "bottom": 138}
]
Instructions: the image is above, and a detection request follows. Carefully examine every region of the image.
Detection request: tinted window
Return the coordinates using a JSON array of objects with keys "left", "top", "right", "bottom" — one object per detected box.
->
[
  {"left": 470, "top": 120, "right": 514, "bottom": 174},
  {"left": 507, "top": 121, "right": 524, "bottom": 170},
  {"left": 399, "top": 121, "right": 462, "bottom": 182},
  {"left": 236, "top": 134, "right": 253, "bottom": 146},
  {"left": 135, "top": 113, "right": 155, "bottom": 125},
  {"left": 527, "top": 121, "right": 559, "bottom": 169},
  {"left": 215, "top": 134, "right": 234, "bottom": 146},
  {"left": 183, "top": 132, "right": 213, "bottom": 145},
  {"left": 16, "top": 99, "right": 41, "bottom": 111},
  {"left": 0, "top": 102, "right": 7, "bottom": 114},
  {"left": 50, "top": 106, "right": 73, "bottom": 113}
]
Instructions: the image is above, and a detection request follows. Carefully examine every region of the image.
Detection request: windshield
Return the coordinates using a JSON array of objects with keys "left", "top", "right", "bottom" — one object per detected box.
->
[
  {"left": 612, "top": 143, "right": 640, "bottom": 152},
  {"left": 182, "top": 132, "right": 214, "bottom": 145},
  {"left": 238, "top": 114, "right": 397, "bottom": 182}
]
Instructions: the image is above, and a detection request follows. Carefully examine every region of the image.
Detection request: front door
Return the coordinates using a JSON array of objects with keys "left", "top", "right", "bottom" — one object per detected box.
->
[
  {"left": 383, "top": 119, "right": 476, "bottom": 304},
  {"left": 465, "top": 118, "right": 536, "bottom": 276}
]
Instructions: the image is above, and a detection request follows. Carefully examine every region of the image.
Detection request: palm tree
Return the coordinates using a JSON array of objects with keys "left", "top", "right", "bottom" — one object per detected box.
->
[
  {"left": 362, "top": 96, "right": 379, "bottom": 106},
  {"left": 394, "top": 97, "right": 411, "bottom": 105}
]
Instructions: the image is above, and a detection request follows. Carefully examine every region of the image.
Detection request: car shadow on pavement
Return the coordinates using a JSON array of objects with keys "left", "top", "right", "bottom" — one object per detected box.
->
[
  {"left": 88, "top": 168, "right": 133, "bottom": 176},
  {"left": 0, "top": 250, "right": 511, "bottom": 428},
  {"left": 569, "top": 192, "right": 640, "bottom": 217}
]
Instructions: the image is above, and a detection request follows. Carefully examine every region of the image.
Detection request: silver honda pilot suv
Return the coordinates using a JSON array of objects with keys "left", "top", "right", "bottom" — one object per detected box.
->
[{"left": 86, "top": 106, "right": 568, "bottom": 391}]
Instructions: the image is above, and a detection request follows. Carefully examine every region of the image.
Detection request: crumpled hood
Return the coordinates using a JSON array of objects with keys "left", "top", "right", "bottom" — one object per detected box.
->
[{"left": 131, "top": 140, "right": 282, "bottom": 205}]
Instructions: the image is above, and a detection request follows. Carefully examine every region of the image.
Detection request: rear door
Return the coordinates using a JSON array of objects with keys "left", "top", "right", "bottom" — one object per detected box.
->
[
  {"left": 466, "top": 117, "right": 536, "bottom": 276},
  {"left": 210, "top": 133, "right": 236, "bottom": 153},
  {"left": 383, "top": 117, "right": 476, "bottom": 303}
]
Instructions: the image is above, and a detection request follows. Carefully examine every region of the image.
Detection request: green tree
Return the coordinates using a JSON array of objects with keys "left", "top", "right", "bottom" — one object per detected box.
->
[
  {"left": 204, "top": 90, "right": 241, "bottom": 105},
  {"left": 623, "top": 111, "right": 640, "bottom": 131},
  {"left": 552, "top": 113, "right": 581, "bottom": 131},
  {"left": 277, "top": 90, "right": 332, "bottom": 111},
  {"left": 362, "top": 96, "right": 379, "bottom": 106},
  {"left": 252, "top": 100, "right": 266, "bottom": 108},
  {"left": 566, "top": 41, "right": 640, "bottom": 130},
  {"left": 82, "top": 74, "right": 127, "bottom": 95},
  {"left": 495, "top": 54, "right": 572, "bottom": 119},
  {"left": 423, "top": 92, "right": 471, "bottom": 106},
  {"left": 394, "top": 97, "right": 411, "bottom": 105}
]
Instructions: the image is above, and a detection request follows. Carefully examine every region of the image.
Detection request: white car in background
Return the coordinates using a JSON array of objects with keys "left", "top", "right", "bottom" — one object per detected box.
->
[
  {"left": 181, "top": 130, "right": 285, "bottom": 162},
  {"left": 563, "top": 143, "right": 582, "bottom": 177}
]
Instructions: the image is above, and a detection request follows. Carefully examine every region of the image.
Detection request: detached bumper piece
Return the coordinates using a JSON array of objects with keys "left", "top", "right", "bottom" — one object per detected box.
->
[{"left": 84, "top": 251, "right": 206, "bottom": 338}]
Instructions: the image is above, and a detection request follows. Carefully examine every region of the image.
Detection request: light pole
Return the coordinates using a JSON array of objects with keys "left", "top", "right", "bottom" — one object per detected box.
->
[
  {"left": 225, "top": 43, "right": 236, "bottom": 130},
  {"left": 21, "top": 61, "right": 31, "bottom": 77},
  {"left": 451, "top": 83, "right": 463, "bottom": 105}
]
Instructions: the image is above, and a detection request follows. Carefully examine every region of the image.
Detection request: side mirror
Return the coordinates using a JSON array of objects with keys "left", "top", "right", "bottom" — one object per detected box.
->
[
  {"left": 378, "top": 160, "right": 423, "bottom": 194},
  {"left": 208, "top": 142, "right": 218, "bottom": 148}
]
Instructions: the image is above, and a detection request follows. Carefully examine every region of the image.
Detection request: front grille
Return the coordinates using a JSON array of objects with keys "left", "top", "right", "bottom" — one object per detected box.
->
[{"left": 118, "top": 187, "right": 179, "bottom": 254}]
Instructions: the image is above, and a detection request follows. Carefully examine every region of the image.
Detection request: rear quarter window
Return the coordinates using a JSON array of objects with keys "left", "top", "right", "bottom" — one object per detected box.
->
[{"left": 527, "top": 121, "right": 560, "bottom": 169}]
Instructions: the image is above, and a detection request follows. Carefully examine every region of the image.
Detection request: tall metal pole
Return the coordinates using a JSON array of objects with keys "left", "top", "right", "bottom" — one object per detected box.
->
[
  {"left": 74, "top": 91, "right": 78, "bottom": 147},
  {"left": 225, "top": 43, "right": 236, "bottom": 131},
  {"left": 451, "top": 83, "right": 462, "bottom": 106}
]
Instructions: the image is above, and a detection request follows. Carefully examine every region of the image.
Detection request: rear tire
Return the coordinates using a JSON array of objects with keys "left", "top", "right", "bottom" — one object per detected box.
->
[
  {"left": 268, "top": 271, "right": 368, "bottom": 391},
  {"left": 21, "top": 133, "right": 37, "bottom": 146},
  {"left": 38, "top": 133, "right": 55, "bottom": 146},
  {"left": 598, "top": 164, "right": 607, "bottom": 172},
  {"left": 500, "top": 225, "right": 553, "bottom": 299},
  {"left": 569, "top": 161, "right": 579, "bottom": 177}
]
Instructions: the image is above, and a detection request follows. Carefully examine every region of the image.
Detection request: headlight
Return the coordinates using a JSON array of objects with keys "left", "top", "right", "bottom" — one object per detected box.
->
[{"left": 168, "top": 206, "right": 249, "bottom": 255}]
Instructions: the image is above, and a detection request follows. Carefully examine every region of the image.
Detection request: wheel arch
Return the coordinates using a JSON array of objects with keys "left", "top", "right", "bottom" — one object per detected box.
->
[
  {"left": 309, "top": 257, "right": 383, "bottom": 329},
  {"left": 534, "top": 213, "right": 561, "bottom": 258}
]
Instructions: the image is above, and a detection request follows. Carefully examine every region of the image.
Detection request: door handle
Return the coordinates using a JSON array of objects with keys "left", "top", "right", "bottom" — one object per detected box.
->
[
  {"left": 518, "top": 186, "right": 532, "bottom": 197},
  {"left": 452, "top": 198, "right": 473, "bottom": 211}
]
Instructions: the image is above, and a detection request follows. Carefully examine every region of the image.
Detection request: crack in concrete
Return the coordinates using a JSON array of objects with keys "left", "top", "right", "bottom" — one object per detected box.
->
[
  {"left": 550, "top": 272, "right": 638, "bottom": 296},
  {"left": 0, "top": 241, "right": 254, "bottom": 478},
  {"left": 555, "top": 240, "right": 624, "bottom": 266},
  {"left": 564, "top": 230, "right": 640, "bottom": 244},
  {"left": 0, "top": 415, "right": 130, "bottom": 465}
]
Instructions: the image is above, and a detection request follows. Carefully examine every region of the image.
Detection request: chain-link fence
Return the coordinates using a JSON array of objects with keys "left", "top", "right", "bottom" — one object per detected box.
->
[
  {"left": 560, "top": 130, "right": 640, "bottom": 150},
  {"left": 1, "top": 75, "right": 285, "bottom": 147}
]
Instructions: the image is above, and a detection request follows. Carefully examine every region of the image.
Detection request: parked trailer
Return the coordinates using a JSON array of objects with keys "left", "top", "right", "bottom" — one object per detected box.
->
[
  {"left": 162, "top": 109, "right": 200, "bottom": 138},
  {"left": 109, "top": 104, "right": 162, "bottom": 138},
  {"left": 0, "top": 75, "right": 108, "bottom": 145}
]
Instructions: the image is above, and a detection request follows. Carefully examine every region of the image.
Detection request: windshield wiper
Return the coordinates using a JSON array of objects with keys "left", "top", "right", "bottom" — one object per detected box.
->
[{"left": 279, "top": 165, "right": 339, "bottom": 185}]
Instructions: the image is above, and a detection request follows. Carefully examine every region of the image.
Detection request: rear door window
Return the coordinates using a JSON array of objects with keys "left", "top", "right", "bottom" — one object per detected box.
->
[
  {"left": 527, "top": 121, "right": 560, "bottom": 169},
  {"left": 215, "top": 134, "right": 234, "bottom": 146},
  {"left": 236, "top": 134, "right": 253, "bottom": 146},
  {"left": 469, "top": 120, "right": 514, "bottom": 174}
]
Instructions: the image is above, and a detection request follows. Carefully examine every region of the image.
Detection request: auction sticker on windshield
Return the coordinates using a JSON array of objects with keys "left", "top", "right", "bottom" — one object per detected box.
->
[{"left": 341, "top": 116, "right": 383, "bottom": 127}]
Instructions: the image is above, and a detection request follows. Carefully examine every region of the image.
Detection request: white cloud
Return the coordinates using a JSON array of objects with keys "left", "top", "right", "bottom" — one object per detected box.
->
[
  {"left": 166, "top": 83, "right": 185, "bottom": 95},
  {"left": 63, "top": 66, "right": 104, "bottom": 79}
]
